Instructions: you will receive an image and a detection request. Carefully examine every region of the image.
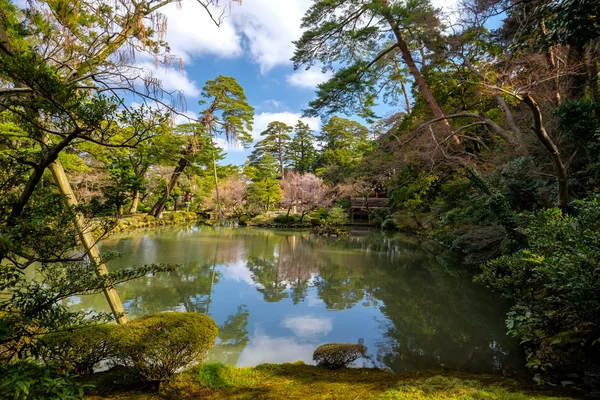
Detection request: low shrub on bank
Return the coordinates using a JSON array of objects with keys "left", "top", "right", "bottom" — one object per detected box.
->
[
  {"left": 476, "top": 198, "right": 600, "bottom": 387},
  {"left": 39, "top": 324, "right": 116, "bottom": 375},
  {"left": 313, "top": 343, "right": 366, "bottom": 369},
  {"left": 112, "top": 312, "right": 218, "bottom": 382}
]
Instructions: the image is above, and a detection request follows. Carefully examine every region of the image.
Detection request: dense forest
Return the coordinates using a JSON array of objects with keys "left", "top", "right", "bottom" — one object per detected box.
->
[{"left": 1, "top": 0, "right": 599, "bottom": 398}]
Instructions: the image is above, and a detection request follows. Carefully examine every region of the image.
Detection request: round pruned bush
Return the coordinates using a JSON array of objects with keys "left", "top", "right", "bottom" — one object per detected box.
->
[
  {"left": 112, "top": 312, "right": 218, "bottom": 382},
  {"left": 310, "top": 218, "right": 321, "bottom": 227},
  {"left": 381, "top": 218, "right": 397, "bottom": 231},
  {"left": 313, "top": 343, "right": 366, "bottom": 369},
  {"left": 39, "top": 324, "right": 116, "bottom": 375}
]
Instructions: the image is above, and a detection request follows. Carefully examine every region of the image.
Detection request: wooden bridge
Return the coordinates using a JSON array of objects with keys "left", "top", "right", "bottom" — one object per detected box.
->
[{"left": 349, "top": 197, "right": 389, "bottom": 221}]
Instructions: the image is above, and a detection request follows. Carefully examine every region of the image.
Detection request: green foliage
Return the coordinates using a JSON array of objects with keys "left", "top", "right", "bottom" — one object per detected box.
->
[
  {"left": 369, "top": 208, "right": 391, "bottom": 228},
  {"left": 112, "top": 312, "right": 218, "bottom": 382},
  {"left": 310, "top": 218, "right": 322, "bottom": 227},
  {"left": 287, "top": 121, "right": 317, "bottom": 174},
  {"left": 312, "top": 343, "right": 366, "bottom": 369},
  {"left": 238, "top": 215, "right": 250, "bottom": 226},
  {"left": 476, "top": 198, "right": 600, "bottom": 385},
  {"left": 39, "top": 324, "right": 116, "bottom": 375},
  {"left": 325, "top": 206, "right": 348, "bottom": 226},
  {"left": 381, "top": 218, "right": 397, "bottom": 231},
  {"left": 0, "top": 363, "right": 89, "bottom": 400}
]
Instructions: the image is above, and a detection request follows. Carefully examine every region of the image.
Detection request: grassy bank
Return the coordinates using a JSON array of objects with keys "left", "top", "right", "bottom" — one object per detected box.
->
[
  {"left": 85, "top": 362, "right": 584, "bottom": 400},
  {"left": 93, "top": 211, "right": 201, "bottom": 235}
]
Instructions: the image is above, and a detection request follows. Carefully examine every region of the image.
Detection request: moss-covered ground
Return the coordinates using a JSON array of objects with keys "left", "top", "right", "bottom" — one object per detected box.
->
[{"left": 85, "top": 362, "right": 586, "bottom": 400}]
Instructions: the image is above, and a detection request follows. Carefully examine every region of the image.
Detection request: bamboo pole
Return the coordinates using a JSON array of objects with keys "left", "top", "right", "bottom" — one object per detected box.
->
[{"left": 48, "top": 159, "right": 128, "bottom": 324}]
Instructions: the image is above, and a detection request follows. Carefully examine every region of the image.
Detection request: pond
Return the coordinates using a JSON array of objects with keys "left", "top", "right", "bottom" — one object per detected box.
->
[{"left": 70, "top": 225, "right": 524, "bottom": 374}]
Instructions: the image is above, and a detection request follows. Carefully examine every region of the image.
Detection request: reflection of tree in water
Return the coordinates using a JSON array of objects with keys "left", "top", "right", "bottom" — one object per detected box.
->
[
  {"left": 314, "top": 263, "right": 365, "bottom": 310},
  {"left": 247, "top": 255, "right": 289, "bottom": 303},
  {"left": 357, "top": 236, "right": 523, "bottom": 374},
  {"left": 210, "top": 305, "right": 250, "bottom": 365}
]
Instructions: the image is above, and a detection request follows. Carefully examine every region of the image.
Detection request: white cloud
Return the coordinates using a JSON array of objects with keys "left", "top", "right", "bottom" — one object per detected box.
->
[
  {"left": 137, "top": 62, "right": 200, "bottom": 97},
  {"left": 282, "top": 316, "right": 333, "bottom": 337},
  {"left": 252, "top": 112, "right": 321, "bottom": 141},
  {"left": 237, "top": 327, "right": 321, "bottom": 366},
  {"left": 173, "top": 110, "right": 198, "bottom": 125},
  {"left": 231, "top": 0, "right": 311, "bottom": 74},
  {"left": 160, "top": 0, "right": 243, "bottom": 63},
  {"left": 287, "top": 68, "right": 332, "bottom": 89},
  {"left": 156, "top": 0, "right": 311, "bottom": 73}
]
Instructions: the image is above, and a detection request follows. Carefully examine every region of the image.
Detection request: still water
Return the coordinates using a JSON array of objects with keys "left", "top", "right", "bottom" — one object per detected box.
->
[{"left": 70, "top": 225, "right": 523, "bottom": 373}]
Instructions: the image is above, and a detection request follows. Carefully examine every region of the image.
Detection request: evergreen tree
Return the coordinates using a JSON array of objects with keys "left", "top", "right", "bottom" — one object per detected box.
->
[
  {"left": 287, "top": 121, "right": 317, "bottom": 173},
  {"left": 254, "top": 121, "right": 293, "bottom": 178}
]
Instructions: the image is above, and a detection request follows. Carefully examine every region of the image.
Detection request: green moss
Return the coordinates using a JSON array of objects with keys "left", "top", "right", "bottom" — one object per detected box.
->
[{"left": 83, "top": 364, "right": 580, "bottom": 400}]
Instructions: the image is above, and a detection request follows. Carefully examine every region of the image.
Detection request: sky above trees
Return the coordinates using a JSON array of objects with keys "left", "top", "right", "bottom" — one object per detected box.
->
[{"left": 60, "top": 0, "right": 460, "bottom": 165}]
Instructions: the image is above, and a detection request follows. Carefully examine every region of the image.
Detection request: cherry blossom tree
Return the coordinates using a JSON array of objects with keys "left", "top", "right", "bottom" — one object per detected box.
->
[{"left": 281, "top": 172, "right": 332, "bottom": 221}]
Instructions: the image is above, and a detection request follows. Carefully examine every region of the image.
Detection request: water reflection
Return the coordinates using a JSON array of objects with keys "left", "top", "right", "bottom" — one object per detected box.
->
[{"left": 72, "top": 226, "right": 523, "bottom": 374}]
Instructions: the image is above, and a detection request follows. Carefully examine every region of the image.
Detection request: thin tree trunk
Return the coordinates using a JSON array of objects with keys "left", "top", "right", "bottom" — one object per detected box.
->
[
  {"left": 212, "top": 152, "right": 223, "bottom": 226},
  {"left": 48, "top": 159, "right": 127, "bottom": 324},
  {"left": 150, "top": 158, "right": 188, "bottom": 218},
  {"left": 400, "top": 80, "right": 412, "bottom": 114},
  {"left": 381, "top": 4, "right": 461, "bottom": 148},
  {"left": 588, "top": 39, "right": 599, "bottom": 102},
  {"left": 129, "top": 190, "right": 140, "bottom": 214},
  {"left": 522, "top": 94, "right": 569, "bottom": 213},
  {"left": 493, "top": 95, "right": 528, "bottom": 155},
  {"left": 566, "top": 44, "right": 587, "bottom": 100}
]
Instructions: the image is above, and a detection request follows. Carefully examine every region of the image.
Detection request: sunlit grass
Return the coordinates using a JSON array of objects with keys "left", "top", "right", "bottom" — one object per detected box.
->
[{"left": 85, "top": 362, "right": 581, "bottom": 400}]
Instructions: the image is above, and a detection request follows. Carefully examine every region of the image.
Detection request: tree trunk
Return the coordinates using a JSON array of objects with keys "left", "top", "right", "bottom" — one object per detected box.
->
[
  {"left": 400, "top": 80, "right": 411, "bottom": 114},
  {"left": 522, "top": 94, "right": 568, "bottom": 213},
  {"left": 381, "top": 7, "right": 461, "bottom": 148},
  {"left": 150, "top": 158, "right": 188, "bottom": 218},
  {"left": 48, "top": 159, "right": 127, "bottom": 324},
  {"left": 588, "top": 39, "right": 599, "bottom": 102},
  {"left": 129, "top": 190, "right": 140, "bottom": 214},
  {"left": 212, "top": 153, "right": 223, "bottom": 226},
  {"left": 566, "top": 44, "right": 587, "bottom": 100}
]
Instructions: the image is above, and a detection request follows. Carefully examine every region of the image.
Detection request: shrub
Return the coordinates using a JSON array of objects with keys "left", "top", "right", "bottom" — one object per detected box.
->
[
  {"left": 39, "top": 324, "right": 116, "bottom": 375},
  {"left": 112, "top": 312, "right": 218, "bottom": 382},
  {"left": 238, "top": 215, "right": 249, "bottom": 226},
  {"left": 325, "top": 207, "right": 348, "bottom": 226},
  {"left": 476, "top": 198, "right": 600, "bottom": 386},
  {"left": 381, "top": 218, "right": 397, "bottom": 231},
  {"left": 369, "top": 208, "right": 390, "bottom": 228},
  {"left": 312, "top": 343, "right": 366, "bottom": 369},
  {"left": 0, "top": 363, "right": 89, "bottom": 400},
  {"left": 310, "top": 218, "right": 321, "bottom": 227}
]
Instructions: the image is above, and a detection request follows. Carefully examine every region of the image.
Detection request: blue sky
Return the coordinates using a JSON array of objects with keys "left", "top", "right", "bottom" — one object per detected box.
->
[{"left": 128, "top": 0, "right": 460, "bottom": 166}]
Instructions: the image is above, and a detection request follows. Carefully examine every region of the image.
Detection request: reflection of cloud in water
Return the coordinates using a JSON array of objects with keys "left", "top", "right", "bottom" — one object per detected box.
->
[
  {"left": 222, "top": 259, "right": 256, "bottom": 286},
  {"left": 237, "top": 329, "right": 321, "bottom": 366},
  {"left": 306, "top": 292, "right": 324, "bottom": 307},
  {"left": 282, "top": 316, "right": 333, "bottom": 337}
]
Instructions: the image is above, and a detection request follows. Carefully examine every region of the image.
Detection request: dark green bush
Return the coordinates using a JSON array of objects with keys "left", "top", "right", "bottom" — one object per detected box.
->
[
  {"left": 369, "top": 208, "right": 390, "bottom": 228},
  {"left": 0, "top": 363, "right": 89, "bottom": 400},
  {"left": 381, "top": 218, "right": 397, "bottom": 231},
  {"left": 312, "top": 343, "right": 366, "bottom": 369},
  {"left": 112, "top": 312, "right": 218, "bottom": 382},
  {"left": 238, "top": 215, "right": 249, "bottom": 226},
  {"left": 476, "top": 198, "right": 600, "bottom": 386},
  {"left": 39, "top": 324, "right": 116, "bottom": 375},
  {"left": 310, "top": 218, "right": 321, "bottom": 227}
]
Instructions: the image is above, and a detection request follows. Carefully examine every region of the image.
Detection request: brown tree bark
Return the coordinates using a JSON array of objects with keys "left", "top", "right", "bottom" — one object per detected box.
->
[
  {"left": 588, "top": 39, "right": 599, "bottom": 102},
  {"left": 150, "top": 158, "right": 188, "bottom": 218},
  {"left": 522, "top": 94, "right": 568, "bottom": 213},
  {"left": 380, "top": 2, "right": 462, "bottom": 148},
  {"left": 129, "top": 190, "right": 140, "bottom": 214}
]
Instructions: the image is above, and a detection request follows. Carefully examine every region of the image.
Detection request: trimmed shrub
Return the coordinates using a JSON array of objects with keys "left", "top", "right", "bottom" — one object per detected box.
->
[
  {"left": 112, "top": 312, "right": 218, "bottom": 382},
  {"left": 310, "top": 218, "right": 321, "bottom": 227},
  {"left": 313, "top": 343, "right": 366, "bottom": 369},
  {"left": 238, "top": 215, "right": 249, "bottom": 226},
  {"left": 381, "top": 218, "right": 397, "bottom": 231},
  {"left": 39, "top": 324, "right": 116, "bottom": 375}
]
